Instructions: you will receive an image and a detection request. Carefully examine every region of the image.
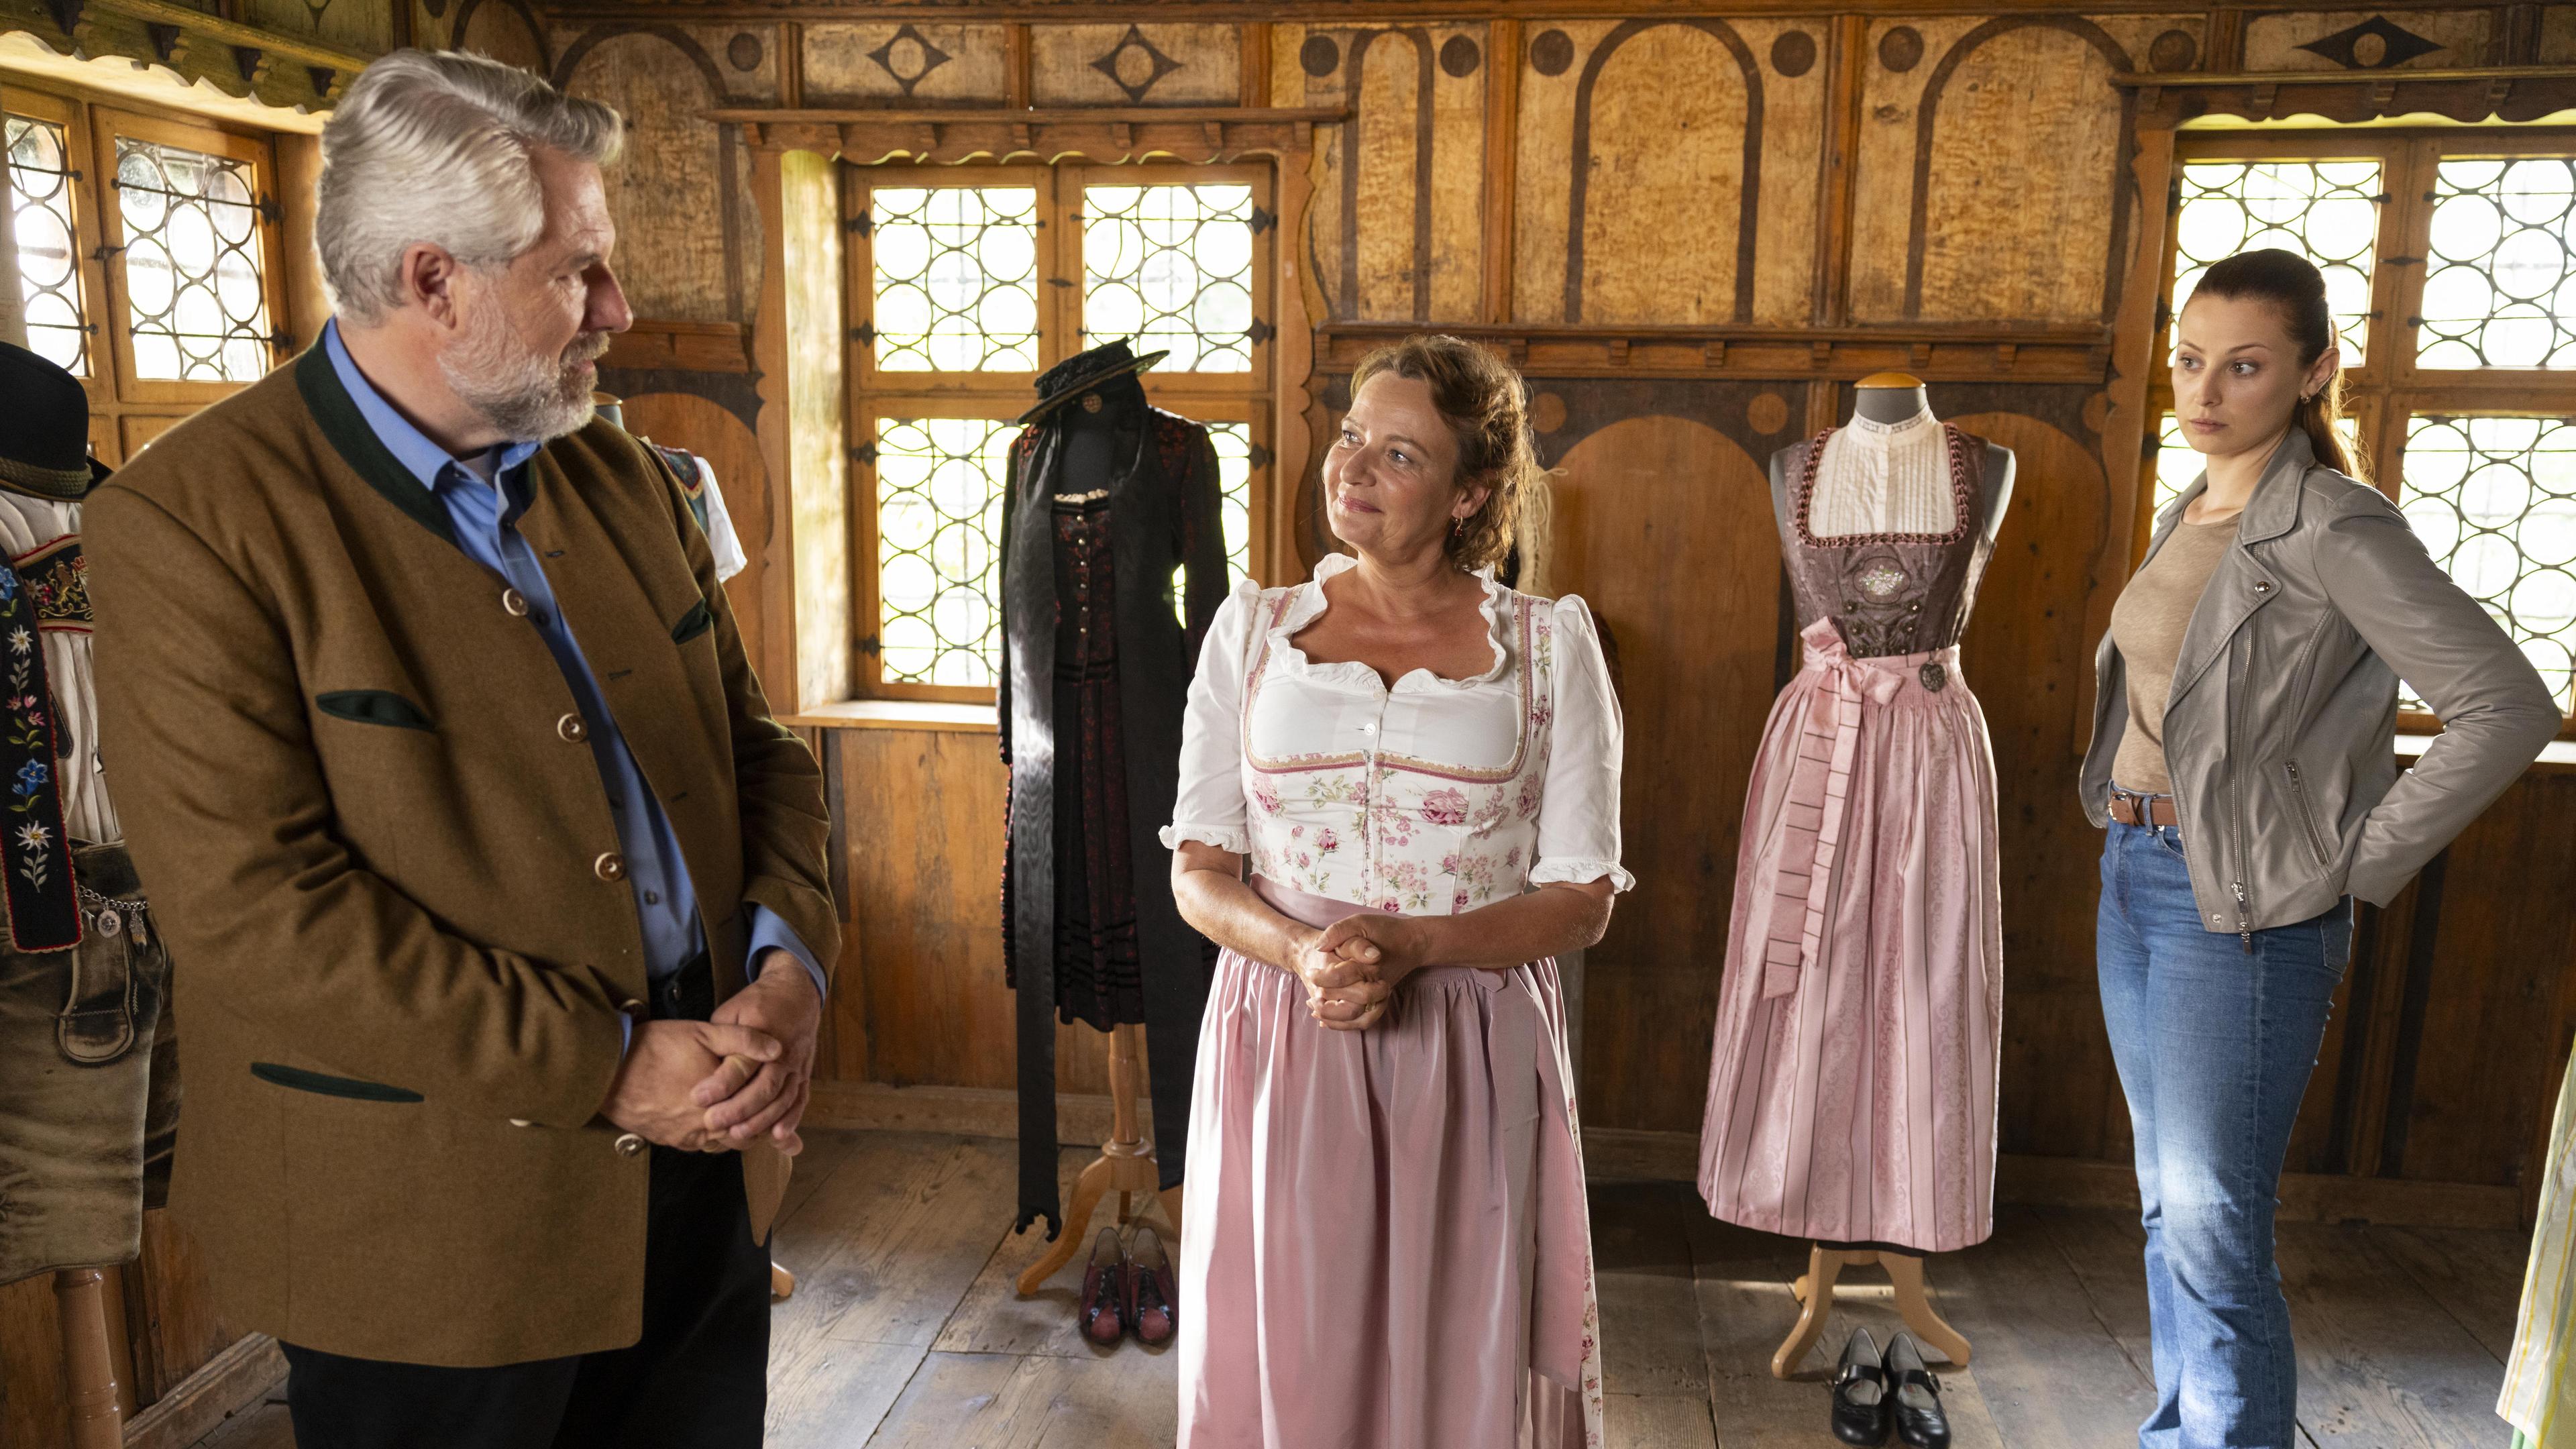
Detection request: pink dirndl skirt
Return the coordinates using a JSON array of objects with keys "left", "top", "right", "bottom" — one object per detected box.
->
[
  {"left": 1178, "top": 878, "right": 1602, "bottom": 1449},
  {"left": 1697, "top": 619, "right": 2002, "bottom": 1252}
]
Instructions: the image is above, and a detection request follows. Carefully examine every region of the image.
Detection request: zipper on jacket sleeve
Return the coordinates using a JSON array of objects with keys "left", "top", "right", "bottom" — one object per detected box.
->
[{"left": 2285, "top": 758, "right": 2332, "bottom": 868}]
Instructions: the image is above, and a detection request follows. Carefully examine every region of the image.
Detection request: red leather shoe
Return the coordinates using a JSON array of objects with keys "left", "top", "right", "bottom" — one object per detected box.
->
[
  {"left": 1079, "top": 1228, "right": 1127, "bottom": 1345},
  {"left": 1127, "top": 1224, "right": 1177, "bottom": 1346}
]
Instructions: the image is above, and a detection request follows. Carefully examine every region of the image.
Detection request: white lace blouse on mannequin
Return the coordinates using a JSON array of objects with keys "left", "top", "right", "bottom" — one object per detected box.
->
[{"left": 1809, "top": 409, "right": 1955, "bottom": 540}]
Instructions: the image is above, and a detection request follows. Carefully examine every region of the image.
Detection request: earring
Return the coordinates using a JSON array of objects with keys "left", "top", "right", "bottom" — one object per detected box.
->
[{"left": 1452, "top": 517, "right": 1464, "bottom": 539}]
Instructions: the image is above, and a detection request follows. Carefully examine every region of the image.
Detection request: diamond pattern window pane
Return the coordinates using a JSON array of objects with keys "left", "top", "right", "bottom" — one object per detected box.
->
[
  {"left": 1082, "top": 184, "right": 1256, "bottom": 372},
  {"left": 874, "top": 417, "right": 1015, "bottom": 686},
  {"left": 1172, "top": 421, "right": 1256, "bottom": 625},
  {"left": 2153, "top": 414, "right": 2202, "bottom": 515},
  {"left": 2418, "top": 158, "right": 2576, "bottom": 369},
  {"left": 2172, "top": 161, "right": 2381, "bottom": 365},
  {"left": 113, "top": 137, "right": 270, "bottom": 382},
  {"left": 870, "top": 187, "right": 1039, "bottom": 373},
  {"left": 5, "top": 116, "right": 87, "bottom": 375},
  {"left": 2398, "top": 415, "right": 2576, "bottom": 712}
]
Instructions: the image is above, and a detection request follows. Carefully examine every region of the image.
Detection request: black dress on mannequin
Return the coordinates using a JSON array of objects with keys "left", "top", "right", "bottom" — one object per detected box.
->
[{"left": 999, "top": 348, "right": 1226, "bottom": 1236}]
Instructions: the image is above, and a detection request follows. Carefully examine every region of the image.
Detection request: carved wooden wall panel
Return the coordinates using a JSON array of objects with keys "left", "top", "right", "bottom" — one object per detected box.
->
[
  {"left": 1293, "top": 22, "right": 1488, "bottom": 325},
  {"left": 1849, "top": 16, "right": 2165, "bottom": 326},
  {"left": 244, "top": 0, "right": 395, "bottom": 60},
  {"left": 454, "top": 0, "right": 549, "bottom": 71},
  {"left": 2548, "top": 7, "right": 2576, "bottom": 66},
  {"left": 802, "top": 23, "right": 1010, "bottom": 106},
  {"left": 1030, "top": 23, "right": 1238, "bottom": 106},
  {"left": 561, "top": 29, "right": 742, "bottom": 321},
  {"left": 2241, "top": 8, "right": 2499, "bottom": 72}
]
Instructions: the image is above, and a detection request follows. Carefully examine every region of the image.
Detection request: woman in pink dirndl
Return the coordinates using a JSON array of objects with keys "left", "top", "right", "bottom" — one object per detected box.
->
[{"left": 1164, "top": 336, "right": 1629, "bottom": 1449}]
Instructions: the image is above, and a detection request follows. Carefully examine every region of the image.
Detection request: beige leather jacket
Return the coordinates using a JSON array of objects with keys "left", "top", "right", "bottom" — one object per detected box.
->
[{"left": 2080, "top": 429, "right": 2559, "bottom": 936}]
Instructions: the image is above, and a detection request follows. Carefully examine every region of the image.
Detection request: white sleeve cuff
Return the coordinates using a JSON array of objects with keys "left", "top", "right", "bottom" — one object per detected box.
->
[
  {"left": 1161, "top": 822, "right": 1252, "bottom": 854},
  {"left": 1529, "top": 859, "right": 1636, "bottom": 894}
]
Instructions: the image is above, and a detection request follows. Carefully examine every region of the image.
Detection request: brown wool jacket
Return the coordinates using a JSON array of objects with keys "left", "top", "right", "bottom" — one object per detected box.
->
[{"left": 86, "top": 345, "right": 839, "bottom": 1367}]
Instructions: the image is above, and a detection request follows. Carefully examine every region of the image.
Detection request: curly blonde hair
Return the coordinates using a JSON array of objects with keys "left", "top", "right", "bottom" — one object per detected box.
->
[{"left": 1347, "top": 335, "right": 1545, "bottom": 575}]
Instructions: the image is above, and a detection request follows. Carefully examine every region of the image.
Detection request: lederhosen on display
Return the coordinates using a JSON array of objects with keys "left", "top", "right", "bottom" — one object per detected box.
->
[
  {"left": 0, "top": 340, "right": 174, "bottom": 1285},
  {"left": 998, "top": 342, "right": 1228, "bottom": 1236}
]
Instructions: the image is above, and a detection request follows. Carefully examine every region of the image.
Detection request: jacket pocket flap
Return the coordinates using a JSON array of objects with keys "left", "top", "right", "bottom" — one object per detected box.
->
[
  {"left": 250, "top": 1062, "right": 423, "bottom": 1103},
  {"left": 671, "top": 598, "right": 714, "bottom": 644},
  {"left": 315, "top": 690, "right": 434, "bottom": 733}
]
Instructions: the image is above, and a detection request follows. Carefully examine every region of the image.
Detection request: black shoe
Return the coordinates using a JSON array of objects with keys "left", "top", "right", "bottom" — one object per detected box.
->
[
  {"left": 1884, "top": 1332, "right": 1951, "bottom": 1449},
  {"left": 1831, "top": 1328, "right": 1891, "bottom": 1446}
]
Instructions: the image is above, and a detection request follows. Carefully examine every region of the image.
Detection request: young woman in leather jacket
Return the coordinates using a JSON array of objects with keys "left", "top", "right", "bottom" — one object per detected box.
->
[{"left": 2081, "top": 248, "right": 2559, "bottom": 1448}]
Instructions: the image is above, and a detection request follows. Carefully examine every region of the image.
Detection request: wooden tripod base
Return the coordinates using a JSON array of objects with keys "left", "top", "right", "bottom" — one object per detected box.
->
[
  {"left": 1771, "top": 1244, "right": 1972, "bottom": 1379},
  {"left": 1016, "top": 1023, "right": 1183, "bottom": 1297}
]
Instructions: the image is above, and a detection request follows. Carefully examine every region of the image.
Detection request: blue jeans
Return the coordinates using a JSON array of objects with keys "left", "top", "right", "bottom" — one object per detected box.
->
[{"left": 2096, "top": 818, "right": 2353, "bottom": 1449}]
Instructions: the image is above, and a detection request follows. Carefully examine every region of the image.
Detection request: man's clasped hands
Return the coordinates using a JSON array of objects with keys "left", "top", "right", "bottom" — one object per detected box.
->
[
  {"left": 1294, "top": 911, "right": 1440, "bottom": 1032},
  {"left": 596, "top": 949, "right": 823, "bottom": 1156}
]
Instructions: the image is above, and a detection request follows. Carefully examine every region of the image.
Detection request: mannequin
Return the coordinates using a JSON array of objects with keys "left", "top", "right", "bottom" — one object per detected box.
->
[
  {"left": 998, "top": 339, "right": 1226, "bottom": 1277},
  {"left": 1701, "top": 374, "right": 2015, "bottom": 1375}
]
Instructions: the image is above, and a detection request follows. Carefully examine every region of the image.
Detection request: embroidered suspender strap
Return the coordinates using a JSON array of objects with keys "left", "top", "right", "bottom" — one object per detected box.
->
[{"left": 0, "top": 537, "right": 85, "bottom": 951}]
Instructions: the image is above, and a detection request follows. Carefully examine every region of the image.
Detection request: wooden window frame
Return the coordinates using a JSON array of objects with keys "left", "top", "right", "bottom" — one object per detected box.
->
[
  {"left": 843, "top": 158, "right": 1279, "bottom": 704},
  {"left": 2, "top": 76, "right": 292, "bottom": 465},
  {"left": 2148, "top": 127, "right": 2576, "bottom": 735}
]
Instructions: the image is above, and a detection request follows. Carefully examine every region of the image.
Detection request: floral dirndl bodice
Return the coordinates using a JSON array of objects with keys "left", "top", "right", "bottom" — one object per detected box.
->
[{"left": 1161, "top": 555, "right": 1631, "bottom": 912}]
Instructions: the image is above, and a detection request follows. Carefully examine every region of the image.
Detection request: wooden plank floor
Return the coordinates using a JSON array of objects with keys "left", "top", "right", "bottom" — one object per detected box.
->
[{"left": 184, "top": 1132, "right": 2532, "bottom": 1448}]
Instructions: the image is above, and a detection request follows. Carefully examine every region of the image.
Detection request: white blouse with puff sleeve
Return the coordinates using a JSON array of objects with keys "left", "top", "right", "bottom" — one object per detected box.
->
[{"left": 1161, "top": 554, "right": 1631, "bottom": 916}]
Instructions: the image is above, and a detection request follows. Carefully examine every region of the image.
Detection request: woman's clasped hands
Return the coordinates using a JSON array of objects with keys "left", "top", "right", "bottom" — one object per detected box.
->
[{"left": 1296, "top": 912, "right": 1431, "bottom": 1032}]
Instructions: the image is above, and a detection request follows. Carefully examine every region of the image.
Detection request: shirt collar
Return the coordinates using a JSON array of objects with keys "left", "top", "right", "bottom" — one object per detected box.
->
[{"left": 321, "top": 319, "right": 545, "bottom": 493}]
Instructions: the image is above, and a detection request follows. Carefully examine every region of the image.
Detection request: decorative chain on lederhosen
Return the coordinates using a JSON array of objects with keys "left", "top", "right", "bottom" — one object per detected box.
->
[{"left": 0, "top": 535, "right": 88, "bottom": 951}]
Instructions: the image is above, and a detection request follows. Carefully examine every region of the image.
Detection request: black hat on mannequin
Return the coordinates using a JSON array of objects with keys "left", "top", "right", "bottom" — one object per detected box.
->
[
  {"left": 0, "top": 342, "right": 109, "bottom": 498},
  {"left": 1016, "top": 337, "right": 1169, "bottom": 426}
]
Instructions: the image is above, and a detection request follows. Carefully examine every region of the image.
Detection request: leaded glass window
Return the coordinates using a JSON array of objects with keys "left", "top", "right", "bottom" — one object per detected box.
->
[
  {"left": 1082, "top": 184, "right": 1257, "bottom": 372},
  {"left": 112, "top": 136, "right": 272, "bottom": 382},
  {"left": 867, "top": 186, "right": 1040, "bottom": 373},
  {"left": 1209, "top": 421, "right": 1252, "bottom": 585},
  {"left": 5, "top": 116, "right": 87, "bottom": 375},
  {"left": 2419, "top": 159, "right": 2576, "bottom": 370},
  {"left": 2398, "top": 415, "right": 2576, "bottom": 710},
  {"left": 2171, "top": 161, "right": 2381, "bottom": 364},
  {"left": 872, "top": 417, "right": 1015, "bottom": 687}
]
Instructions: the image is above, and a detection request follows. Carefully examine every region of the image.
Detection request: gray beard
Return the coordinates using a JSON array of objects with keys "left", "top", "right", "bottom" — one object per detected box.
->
[{"left": 441, "top": 303, "right": 605, "bottom": 443}]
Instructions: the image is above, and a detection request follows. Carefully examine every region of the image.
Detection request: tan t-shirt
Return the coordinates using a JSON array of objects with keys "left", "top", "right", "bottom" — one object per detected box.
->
[{"left": 2110, "top": 517, "right": 2241, "bottom": 794}]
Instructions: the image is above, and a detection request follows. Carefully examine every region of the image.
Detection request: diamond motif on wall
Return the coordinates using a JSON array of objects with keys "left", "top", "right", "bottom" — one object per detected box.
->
[
  {"left": 1091, "top": 24, "right": 1183, "bottom": 103},
  {"left": 2295, "top": 15, "right": 2443, "bottom": 70},
  {"left": 867, "top": 24, "right": 952, "bottom": 97}
]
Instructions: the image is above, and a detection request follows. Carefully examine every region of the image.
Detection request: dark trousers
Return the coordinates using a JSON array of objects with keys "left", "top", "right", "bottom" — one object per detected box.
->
[{"left": 280, "top": 1142, "right": 770, "bottom": 1449}]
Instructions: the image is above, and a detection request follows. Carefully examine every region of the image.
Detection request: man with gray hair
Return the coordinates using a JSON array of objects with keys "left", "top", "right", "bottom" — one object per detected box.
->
[{"left": 86, "top": 48, "right": 836, "bottom": 1447}]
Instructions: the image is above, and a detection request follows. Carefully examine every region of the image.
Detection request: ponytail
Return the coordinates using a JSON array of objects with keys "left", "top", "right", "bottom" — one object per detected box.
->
[{"left": 2192, "top": 248, "right": 2371, "bottom": 486}]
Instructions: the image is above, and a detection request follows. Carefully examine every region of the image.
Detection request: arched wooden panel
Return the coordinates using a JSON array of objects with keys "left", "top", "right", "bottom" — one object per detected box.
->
[
  {"left": 1546, "top": 413, "right": 1776, "bottom": 1132},
  {"left": 452, "top": 0, "right": 548, "bottom": 72},
  {"left": 1347, "top": 29, "right": 1431, "bottom": 321},
  {"left": 1947, "top": 411, "right": 2120, "bottom": 1160},
  {"left": 1566, "top": 20, "right": 1762, "bottom": 325},
  {"left": 1905, "top": 21, "right": 2134, "bottom": 323},
  {"left": 621, "top": 390, "right": 771, "bottom": 682},
  {"left": 562, "top": 30, "right": 737, "bottom": 323}
]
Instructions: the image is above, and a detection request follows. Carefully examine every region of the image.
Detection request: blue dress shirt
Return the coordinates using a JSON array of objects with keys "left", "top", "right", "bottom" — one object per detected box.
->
[{"left": 322, "top": 323, "right": 823, "bottom": 1041}]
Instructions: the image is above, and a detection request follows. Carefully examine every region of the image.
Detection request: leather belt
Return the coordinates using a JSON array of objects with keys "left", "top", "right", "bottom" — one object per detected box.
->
[{"left": 2107, "top": 790, "right": 2180, "bottom": 828}]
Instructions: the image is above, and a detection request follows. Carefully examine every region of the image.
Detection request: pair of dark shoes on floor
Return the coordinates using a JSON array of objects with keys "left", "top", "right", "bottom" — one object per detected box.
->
[
  {"left": 1832, "top": 1328, "right": 1949, "bottom": 1447},
  {"left": 1079, "top": 1224, "right": 1176, "bottom": 1348}
]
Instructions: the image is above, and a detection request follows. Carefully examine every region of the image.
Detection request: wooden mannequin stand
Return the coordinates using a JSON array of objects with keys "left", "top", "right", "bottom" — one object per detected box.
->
[
  {"left": 1016, "top": 1022, "right": 1182, "bottom": 1296},
  {"left": 1771, "top": 1244, "right": 1972, "bottom": 1378},
  {"left": 57, "top": 1267, "right": 125, "bottom": 1448}
]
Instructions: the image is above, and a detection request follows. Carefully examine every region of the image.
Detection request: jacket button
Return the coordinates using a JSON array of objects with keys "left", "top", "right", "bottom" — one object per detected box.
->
[
  {"left": 614, "top": 1132, "right": 646, "bottom": 1158},
  {"left": 596, "top": 851, "right": 627, "bottom": 882},
  {"left": 2254, "top": 580, "right": 2274, "bottom": 594},
  {"left": 502, "top": 588, "right": 531, "bottom": 617},
  {"left": 557, "top": 712, "right": 588, "bottom": 743},
  {"left": 508, "top": 1118, "right": 534, "bottom": 1128},
  {"left": 619, "top": 997, "right": 645, "bottom": 1015}
]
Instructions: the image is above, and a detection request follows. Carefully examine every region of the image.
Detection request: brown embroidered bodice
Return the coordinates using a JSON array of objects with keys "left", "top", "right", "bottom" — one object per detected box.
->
[{"left": 1773, "top": 425, "right": 1998, "bottom": 659}]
